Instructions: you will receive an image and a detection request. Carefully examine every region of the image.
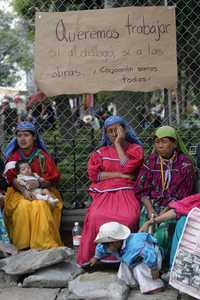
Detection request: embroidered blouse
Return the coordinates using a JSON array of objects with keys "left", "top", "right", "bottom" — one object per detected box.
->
[
  {"left": 135, "top": 152, "right": 195, "bottom": 208},
  {"left": 88, "top": 143, "right": 144, "bottom": 193}
]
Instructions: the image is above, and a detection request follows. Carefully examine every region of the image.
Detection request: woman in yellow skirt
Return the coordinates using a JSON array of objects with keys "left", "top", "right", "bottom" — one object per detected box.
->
[{"left": 3, "top": 121, "right": 63, "bottom": 250}]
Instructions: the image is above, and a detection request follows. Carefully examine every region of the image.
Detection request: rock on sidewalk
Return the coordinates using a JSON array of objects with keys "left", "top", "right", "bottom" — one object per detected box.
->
[
  {"left": 23, "top": 261, "right": 82, "bottom": 288},
  {"left": 68, "top": 271, "right": 129, "bottom": 299},
  {"left": 0, "top": 270, "right": 19, "bottom": 288},
  {"left": 0, "top": 287, "right": 60, "bottom": 300},
  {"left": 0, "top": 247, "right": 73, "bottom": 275}
]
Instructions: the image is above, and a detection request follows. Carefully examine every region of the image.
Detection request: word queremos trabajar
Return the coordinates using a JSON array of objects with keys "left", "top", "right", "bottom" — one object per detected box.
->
[{"left": 55, "top": 15, "right": 171, "bottom": 44}]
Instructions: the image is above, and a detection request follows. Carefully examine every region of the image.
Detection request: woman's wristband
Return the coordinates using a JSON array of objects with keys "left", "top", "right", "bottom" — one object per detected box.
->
[{"left": 153, "top": 217, "right": 160, "bottom": 224}]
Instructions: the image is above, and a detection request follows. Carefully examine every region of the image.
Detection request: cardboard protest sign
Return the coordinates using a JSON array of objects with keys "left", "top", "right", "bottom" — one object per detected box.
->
[
  {"left": 35, "top": 6, "right": 177, "bottom": 96},
  {"left": 170, "top": 208, "right": 200, "bottom": 299}
]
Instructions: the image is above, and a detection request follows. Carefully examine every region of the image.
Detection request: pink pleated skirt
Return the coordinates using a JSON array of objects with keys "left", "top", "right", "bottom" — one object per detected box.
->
[{"left": 77, "top": 189, "right": 140, "bottom": 265}]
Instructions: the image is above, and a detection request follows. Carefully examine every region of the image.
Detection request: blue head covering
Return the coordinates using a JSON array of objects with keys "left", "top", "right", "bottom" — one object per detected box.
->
[
  {"left": 101, "top": 116, "right": 142, "bottom": 146},
  {"left": 3, "top": 121, "right": 47, "bottom": 160}
]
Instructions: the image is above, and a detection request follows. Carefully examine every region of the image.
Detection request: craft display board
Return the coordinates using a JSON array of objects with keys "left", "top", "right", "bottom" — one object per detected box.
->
[
  {"left": 170, "top": 208, "right": 200, "bottom": 300},
  {"left": 35, "top": 6, "right": 177, "bottom": 96}
]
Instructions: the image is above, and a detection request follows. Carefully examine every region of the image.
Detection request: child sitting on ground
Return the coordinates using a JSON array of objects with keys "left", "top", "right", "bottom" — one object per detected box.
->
[
  {"left": 90, "top": 221, "right": 164, "bottom": 294},
  {"left": 15, "top": 160, "right": 58, "bottom": 207}
]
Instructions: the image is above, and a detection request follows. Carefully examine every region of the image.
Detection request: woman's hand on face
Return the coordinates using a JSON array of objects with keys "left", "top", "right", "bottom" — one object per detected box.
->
[
  {"left": 114, "top": 125, "right": 126, "bottom": 145},
  {"left": 22, "top": 190, "right": 35, "bottom": 201}
]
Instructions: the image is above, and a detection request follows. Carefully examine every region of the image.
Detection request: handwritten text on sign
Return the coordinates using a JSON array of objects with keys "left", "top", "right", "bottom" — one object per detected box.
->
[{"left": 35, "top": 7, "right": 177, "bottom": 96}]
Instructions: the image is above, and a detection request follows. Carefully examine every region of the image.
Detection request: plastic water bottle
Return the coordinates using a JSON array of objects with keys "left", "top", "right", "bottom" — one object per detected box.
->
[{"left": 72, "top": 222, "right": 82, "bottom": 256}]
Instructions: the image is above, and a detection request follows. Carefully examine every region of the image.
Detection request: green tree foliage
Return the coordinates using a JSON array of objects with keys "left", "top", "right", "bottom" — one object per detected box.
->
[
  {"left": 0, "top": 9, "right": 33, "bottom": 86},
  {"left": 12, "top": 0, "right": 103, "bottom": 29}
]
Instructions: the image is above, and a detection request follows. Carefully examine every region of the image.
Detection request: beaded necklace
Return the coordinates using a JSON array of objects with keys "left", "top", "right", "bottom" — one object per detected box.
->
[
  {"left": 18, "top": 148, "right": 39, "bottom": 163},
  {"left": 159, "top": 152, "right": 176, "bottom": 192}
]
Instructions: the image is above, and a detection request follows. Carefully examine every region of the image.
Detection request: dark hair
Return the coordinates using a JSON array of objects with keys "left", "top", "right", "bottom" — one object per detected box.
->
[
  {"left": 15, "top": 160, "right": 30, "bottom": 174},
  {"left": 102, "top": 242, "right": 112, "bottom": 246},
  {"left": 102, "top": 240, "right": 122, "bottom": 246},
  {"left": 16, "top": 130, "right": 35, "bottom": 136}
]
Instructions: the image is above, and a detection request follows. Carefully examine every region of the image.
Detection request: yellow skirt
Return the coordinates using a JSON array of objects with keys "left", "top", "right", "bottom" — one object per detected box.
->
[{"left": 4, "top": 187, "right": 63, "bottom": 250}]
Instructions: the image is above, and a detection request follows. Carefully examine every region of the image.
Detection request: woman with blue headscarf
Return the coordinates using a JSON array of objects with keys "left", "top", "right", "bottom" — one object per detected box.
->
[
  {"left": 77, "top": 116, "right": 144, "bottom": 266},
  {"left": 3, "top": 121, "right": 63, "bottom": 250}
]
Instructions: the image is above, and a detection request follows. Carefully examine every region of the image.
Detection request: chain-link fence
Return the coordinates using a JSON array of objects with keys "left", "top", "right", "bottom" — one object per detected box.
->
[{"left": 0, "top": 0, "right": 199, "bottom": 208}]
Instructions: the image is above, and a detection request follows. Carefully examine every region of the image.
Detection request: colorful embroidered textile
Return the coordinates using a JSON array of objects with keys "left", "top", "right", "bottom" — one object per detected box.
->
[
  {"left": 136, "top": 126, "right": 194, "bottom": 266},
  {"left": 136, "top": 152, "right": 194, "bottom": 209}
]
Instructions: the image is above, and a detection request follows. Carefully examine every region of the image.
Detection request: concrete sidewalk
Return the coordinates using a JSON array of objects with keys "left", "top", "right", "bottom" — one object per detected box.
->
[
  {"left": 0, "top": 288, "right": 60, "bottom": 300},
  {"left": 0, "top": 287, "right": 196, "bottom": 300}
]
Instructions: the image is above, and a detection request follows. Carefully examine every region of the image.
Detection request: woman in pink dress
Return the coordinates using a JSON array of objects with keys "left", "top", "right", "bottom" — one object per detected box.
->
[{"left": 77, "top": 116, "right": 144, "bottom": 266}]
